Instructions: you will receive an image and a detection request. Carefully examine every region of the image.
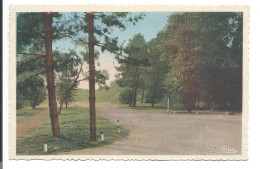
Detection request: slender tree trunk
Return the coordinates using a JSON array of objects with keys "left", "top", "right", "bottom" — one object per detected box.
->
[
  {"left": 210, "top": 100, "right": 215, "bottom": 111},
  {"left": 43, "top": 12, "right": 60, "bottom": 137},
  {"left": 66, "top": 76, "right": 68, "bottom": 108},
  {"left": 133, "top": 86, "right": 137, "bottom": 107},
  {"left": 129, "top": 92, "right": 133, "bottom": 107},
  {"left": 151, "top": 72, "right": 160, "bottom": 107},
  {"left": 141, "top": 88, "right": 145, "bottom": 103},
  {"left": 32, "top": 93, "right": 39, "bottom": 109},
  {"left": 87, "top": 12, "right": 96, "bottom": 141},
  {"left": 132, "top": 66, "right": 139, "bottom": 107}
]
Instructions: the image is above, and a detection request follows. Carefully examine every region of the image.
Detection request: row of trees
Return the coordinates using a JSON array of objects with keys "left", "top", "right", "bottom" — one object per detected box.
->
[
  {"left": 17, "top": 12, "right": 143, "bottom": 140},
  {"left": 116, "top": 12, "right": 243, "bottom": 112}
]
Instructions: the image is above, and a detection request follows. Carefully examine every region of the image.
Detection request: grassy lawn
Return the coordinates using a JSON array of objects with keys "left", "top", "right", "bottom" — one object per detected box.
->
[
  {"left": 16, "top": 107, "right": 127, "bottom": 155},
  {"left": 16, "top": 107, "right": 45, "bottom": 121}
]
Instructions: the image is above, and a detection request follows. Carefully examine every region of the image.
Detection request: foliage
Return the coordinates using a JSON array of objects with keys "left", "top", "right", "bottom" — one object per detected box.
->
[
  {"left": 55, "top": 50, "right": 82, "bottom": 108},
  {"left": 159, "top": 73, "right": 183, "bottom": 110},
  {"left": 116, "top": 34, "right": 149, "bottom": 107},
  {"left": 17, "top": 75, "right": 46, "bottom": 109},
  {"left": 119, "top": 89, "right": 133, "bottom": 104},
  {"left": 164, "top": 12, "right": 243, "bottom": 111}
]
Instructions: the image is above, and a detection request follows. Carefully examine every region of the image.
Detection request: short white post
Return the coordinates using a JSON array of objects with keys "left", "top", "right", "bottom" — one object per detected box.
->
[
  {"left": 196, "top": 111, "right": 198, "bottom": 115},
  {"left": 44, "top": 139, "right": 47, "bottom": 152},
  {"left": 44, "top": 144, "right": 48, "bottom": 152},
  {"left": 101, "top": 131, "right": 104, "bottom": 142},
  {"left": 226, "top": 110, "right": 228, "bottom": 115},
  {"left": 174, "top": 110, "right": 175, "bottom": 115},
  {"left": 167, "top": 98, "right": 170, "bottom": 112}
]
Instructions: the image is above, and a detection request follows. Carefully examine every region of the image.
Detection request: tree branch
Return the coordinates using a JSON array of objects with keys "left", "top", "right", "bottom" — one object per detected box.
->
[
  {"left": 17, "top": 52, "right": 45, "bottom": 59},
  {"left": 57, "top": 64, "right": 83, "bottom": 114}
]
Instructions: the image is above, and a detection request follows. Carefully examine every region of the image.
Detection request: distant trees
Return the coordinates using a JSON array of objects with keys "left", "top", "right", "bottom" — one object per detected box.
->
[
  {"left": 164, "top": 12, "right": 243, "bottom": 112},
  {"left": 165, "top": 13, "right": 203, "bottom": 112},
  {"left": 116, "top": 34, "right": 149, "bottom": 107},
  {"left": 55, "top": 50, "right": 82, "bottom": 111},
  {"left": 17, "top": 12, "right": 75, "bottom": 137},
  {"left": 145, "top": 31, "right": 170, "bottom": 107},
  {"left": 116, "top": 12, "right": 243, "bottom": 112}
]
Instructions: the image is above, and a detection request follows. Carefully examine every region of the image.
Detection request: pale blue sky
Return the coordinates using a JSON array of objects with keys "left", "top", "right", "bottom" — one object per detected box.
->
[{"left": 53, "top": 12, "right": 173, "bottom": 88}]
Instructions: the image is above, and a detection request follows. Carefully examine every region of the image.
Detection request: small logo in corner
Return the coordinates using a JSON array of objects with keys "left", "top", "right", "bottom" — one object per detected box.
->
[{"left": 222, "top": 146, "right": 239, "bottom": 154}]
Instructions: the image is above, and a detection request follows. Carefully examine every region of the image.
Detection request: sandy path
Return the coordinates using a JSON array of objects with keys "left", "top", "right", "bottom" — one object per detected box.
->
[
  {"left": 71, "top": 103, "right": 242, "bottom": 155},
  {"left": 16, "top": 106, "right": 49, "bottom": 139}
]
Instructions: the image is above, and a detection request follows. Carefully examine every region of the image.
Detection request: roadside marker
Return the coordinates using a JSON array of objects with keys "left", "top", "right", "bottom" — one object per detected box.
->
[
  {"left": 226, "top": 110, "right": 228, "bottom": 115},
  {"left": 101, "top": 131, "right": 104, "bottom": 142},
  {"left": 174, "top": 110, "right": 175, "bottom": 115},
  {"left": 196, "top": 111, "right": 198, "bottom": 115},
  {"left": 44, "top": 139, "right": 48, "bottom": 152}
]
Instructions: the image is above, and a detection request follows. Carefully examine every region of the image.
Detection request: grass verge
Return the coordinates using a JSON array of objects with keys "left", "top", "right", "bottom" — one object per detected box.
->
[
  {"left": 16, "top": 107, "right": 127, "bottom": 155},
  {"left": 16, "top": 107, "right": 45, "bottom": 121}
]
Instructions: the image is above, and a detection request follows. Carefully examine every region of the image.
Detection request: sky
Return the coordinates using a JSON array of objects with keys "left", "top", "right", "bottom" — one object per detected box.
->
[{"left": 54, "top": 12, "right": 173, "bottom": 89}]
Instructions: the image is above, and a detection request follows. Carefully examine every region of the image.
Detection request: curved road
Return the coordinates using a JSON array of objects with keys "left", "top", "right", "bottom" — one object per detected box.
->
[{"left": 70, "top": 103, "right": 242, "bottom": 155}]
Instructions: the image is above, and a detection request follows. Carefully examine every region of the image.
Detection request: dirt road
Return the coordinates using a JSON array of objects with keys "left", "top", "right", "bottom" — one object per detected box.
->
[
  {"left": 16, "top": 105, "right": 49, "bottom": 139},
  {"left": 71, "top": 103, "right": 242, "bottom": 155}
]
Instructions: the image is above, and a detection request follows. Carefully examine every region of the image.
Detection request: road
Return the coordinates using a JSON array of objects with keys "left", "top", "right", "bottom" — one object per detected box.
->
[
  {"left": 16, "top": 105, "right": 49, "bottom": 139},
  {"left": 70, "top": 103, "right": 242, "bottom": 155}
]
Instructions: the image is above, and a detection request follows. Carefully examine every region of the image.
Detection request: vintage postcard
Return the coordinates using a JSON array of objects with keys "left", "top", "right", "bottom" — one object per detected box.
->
[{"left": 9, "top": 5, "right": 249, "bottom": 160}]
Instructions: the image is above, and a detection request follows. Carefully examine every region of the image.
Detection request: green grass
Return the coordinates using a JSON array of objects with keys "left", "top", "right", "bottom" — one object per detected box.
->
[
  {"left": 74, "top": 82, "right": 122, "bottom": 104},
  {"left": 16, "top": 107, "right": 45, "bottom": 121},
  {"left": 95, "top": 84, "right": 122, "bottom": 104},
  {"left": 16, "top": 107, "right": 127, "bottom": 155},
  {"left": 74, "top": 89, "right": 89, "bottom": 103}
]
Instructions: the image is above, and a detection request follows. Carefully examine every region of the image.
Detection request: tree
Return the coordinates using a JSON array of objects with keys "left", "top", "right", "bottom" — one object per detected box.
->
[
  {"left": 17, "top": 12, "right": 74, "bottom": 137},
  {"left": 55, "top": 50, "right": 82, "bottom": 109},
  {"left": 43, "top": 12, "right": 60, "bottom": 137},
  {"left": 192, "top": 12, "right": 243, "bottom": 111},
  {"left": 71, "top": 12, "right": 144, "bottom": 141},
  {"left": 16, "top": 44, "right": 46, "bottom": 109},
  {"left": 17, "top": 76, "right": 46, "bottom": 109},
  {"left": 166, "top": 13, "right": 203, "bottom": 112},
  {"left": 145, "top": 31, "right": 170, "bottom": 107},
  {"left": 116, "top": 34, "right": 149, "bottom": 107},
  {"left": 165, "top": 12, "right": 243, "bottom": 111}
]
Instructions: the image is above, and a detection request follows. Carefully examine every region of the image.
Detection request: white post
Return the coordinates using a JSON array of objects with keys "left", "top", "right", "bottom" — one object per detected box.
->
[
  {"left": 174, "top": 110, "right": 175, "bottom": 115},
  {"left": 44, "top": 144, "right": 48, "bottom": 152},
  {"left": 101, "top": 133, "right": 104, "bottom": 142},
  {"left": 226, "top": 110, "right": 228, "bottom": 115},
  {"left": 167, "top": 98, "right": 170, "bottom": 112},
  {"left": 196, "top": 111, "right": 198, "bottom": 115}
]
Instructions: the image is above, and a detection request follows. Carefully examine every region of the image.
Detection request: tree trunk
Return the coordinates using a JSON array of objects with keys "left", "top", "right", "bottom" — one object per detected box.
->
[
  {"left": 129, "top": 92, "right": 133, "bottom": 107},
  {"left": 141, "top": 88, "right": 145, "bottom": 103},
  {"left": 210, "top": 100, "right": 215, "bottom": 111},
  {"left": 65, "top": 97, "right": 68, "bottom": 108},
  {"left": 151, "top": 72, "right": 160, "bottom": 107},
  {"left": 133, "top": 86, "right": 137, "bottom": 107},
  {"left": 43, "top": 12, "right": 60, "bottom": 137},
  {"left": 132, "top": 66, "right": 139, "bottom": 107},
  {"left": 32, "top": 93, "right": 39, "bottom": 109},
  {"left": 87, "top": 12, "right": 96, "bottom": 142}
]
